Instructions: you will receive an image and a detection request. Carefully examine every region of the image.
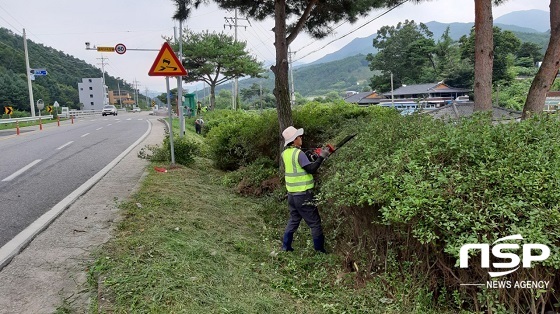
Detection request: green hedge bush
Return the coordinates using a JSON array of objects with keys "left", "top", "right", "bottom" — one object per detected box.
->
[
  {"left": 205, "top": 110, "right": 279, "bottom": 171},
  {"left": 204, "top": 102, "right": 383, "bottom": 171},
  {"left": 320, "top": 113, "right": 560, "bottom": 312}
]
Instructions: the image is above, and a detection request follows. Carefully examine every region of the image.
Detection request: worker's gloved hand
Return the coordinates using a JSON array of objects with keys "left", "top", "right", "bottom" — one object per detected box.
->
[{"left": 319, "top": 147, "right": 331, "bottom": 158}]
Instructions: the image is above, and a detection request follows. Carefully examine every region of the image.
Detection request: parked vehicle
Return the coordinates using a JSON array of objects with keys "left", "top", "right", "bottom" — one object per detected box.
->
[{"left": 102, "top": 105, "right": 118, "bottom": 116}]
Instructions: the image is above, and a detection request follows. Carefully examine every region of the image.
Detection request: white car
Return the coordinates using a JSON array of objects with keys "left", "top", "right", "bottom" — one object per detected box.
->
[{"left": 102, "top": 105, "right": 118, "bottom": 116}]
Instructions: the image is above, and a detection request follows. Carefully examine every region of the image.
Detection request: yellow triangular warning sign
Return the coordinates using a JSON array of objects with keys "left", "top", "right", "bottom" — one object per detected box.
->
[{"left": 148, "top": 42, "right": 187, "bottom": 76}]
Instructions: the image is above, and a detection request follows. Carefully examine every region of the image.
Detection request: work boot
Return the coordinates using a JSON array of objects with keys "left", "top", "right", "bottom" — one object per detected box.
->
[
  {"left": 313, "top": 235, "right": 326, "bottom": 253},
  {"left": 282, "top": 232, "right": 294, "bottom": 252}
]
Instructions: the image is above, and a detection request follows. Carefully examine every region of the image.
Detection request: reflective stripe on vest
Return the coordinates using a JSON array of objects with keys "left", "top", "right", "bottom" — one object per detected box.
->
[{"left": 282, "top": 147, "right": 314, "bottom": 192}]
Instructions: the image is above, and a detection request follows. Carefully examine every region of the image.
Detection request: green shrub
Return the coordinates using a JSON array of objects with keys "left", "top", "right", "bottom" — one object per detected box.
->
[
  {"left": 205, "top": 103, "right": 382, "bottom": 171},
  {"left": 206, "top": 110, "right": 279, "bottom": 170},
  {"left": 171, "top": 136, "right": 199, "bottom": 166},
  {"left": 222, "top": 157, "right": 279, "bottom": 196},
  {"left": 320, "top": 113, "right": 560, "bottom": 312},
  {"left": 1, "top": 109, "right": 29, "bottom": 119},
  {"left": 138, "top": 135, "right": 199, "bottom": 166}
]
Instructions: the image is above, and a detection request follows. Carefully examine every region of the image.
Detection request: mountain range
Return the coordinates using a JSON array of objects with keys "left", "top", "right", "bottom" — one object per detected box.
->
[
  {"left": 214, "top": 9, "right": 551, "bottom": 98},
  {"left": 307, "top": 9, "right": 550, "bottom": 66}
]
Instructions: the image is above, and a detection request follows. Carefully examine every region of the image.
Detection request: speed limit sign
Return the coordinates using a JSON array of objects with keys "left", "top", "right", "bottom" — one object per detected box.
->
[{"left": 115, "top": 43, "right": 126, "bottom": 55}]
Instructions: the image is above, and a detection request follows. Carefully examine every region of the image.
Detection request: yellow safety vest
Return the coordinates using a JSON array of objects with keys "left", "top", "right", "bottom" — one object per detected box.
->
[{"left": 282, "top": 147, "right": 314, "bottom": 193}]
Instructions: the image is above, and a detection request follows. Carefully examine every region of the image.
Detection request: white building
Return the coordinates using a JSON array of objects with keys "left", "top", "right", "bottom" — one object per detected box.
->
[{"left": 78, "top": 78, "right": 109, "bottom": 111}]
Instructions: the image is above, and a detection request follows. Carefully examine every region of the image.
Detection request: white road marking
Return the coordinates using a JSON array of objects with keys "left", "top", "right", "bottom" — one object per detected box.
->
[
  {"left": 107, "top": 124, "right": 112, "bottom": 126},
  {"left": 2, "top": 159, "right": 42, "bottom": 182},
  {"left": 81, "top": 133, "right": 90, "bottom": 138},
  {"left": 56, "top": 141, "right": 74, "bottom": 150},
  {"left": 96, "top": 127, "right": 103, "bottom": 131},
  {"left": 126, "top": 118, "right": 132, "bottom": 121}
]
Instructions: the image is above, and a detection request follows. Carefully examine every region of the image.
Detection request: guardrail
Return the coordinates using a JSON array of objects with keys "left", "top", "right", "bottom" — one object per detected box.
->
[
  {"left": 0, "top": 115, "right": 54, "bottom": 125},
  {"left": 66, "top": 110, "right": 101, "bottom": 118}
]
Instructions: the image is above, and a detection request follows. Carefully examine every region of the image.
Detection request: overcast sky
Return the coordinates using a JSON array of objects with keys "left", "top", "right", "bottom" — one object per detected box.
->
[{"left": 0, "top": 0, "right": 551, "bottom": 95}]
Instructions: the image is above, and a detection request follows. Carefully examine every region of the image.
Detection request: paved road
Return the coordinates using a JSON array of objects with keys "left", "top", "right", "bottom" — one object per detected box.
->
[
  {"left": 0, "top": 114, "right": 165, "bottom": 313},
  {"left": 0, "top": 113, "right": 150, "bottom": 247}
]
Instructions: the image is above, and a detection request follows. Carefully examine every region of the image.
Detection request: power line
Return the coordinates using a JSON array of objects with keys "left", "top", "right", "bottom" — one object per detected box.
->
[
  {"left": 292, "top": 19, "right": 349, "bottom": 54},
  {"left": 224, "top": 9, "right": 250, "bottom": 110},
  {"left": 293, "top": 0, "right": 407, "bottom": 63}
]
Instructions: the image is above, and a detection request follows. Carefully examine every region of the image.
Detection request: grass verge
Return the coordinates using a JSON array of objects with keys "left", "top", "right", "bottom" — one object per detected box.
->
[{"left": 87, "top": 121, "right": 448, "bottom": 313}]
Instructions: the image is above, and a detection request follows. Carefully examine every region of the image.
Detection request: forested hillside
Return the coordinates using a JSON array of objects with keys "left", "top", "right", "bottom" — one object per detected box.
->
[
  {"left": 0, "top": 27, "right": 132, "bottom": 112},
  {"left": 213, "top": 54, "right": 376, "bottom": 99}
]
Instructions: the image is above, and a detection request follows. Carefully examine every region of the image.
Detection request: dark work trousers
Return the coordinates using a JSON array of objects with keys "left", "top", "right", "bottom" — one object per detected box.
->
[{"left": 284, "top": 191, "right": 324, "bottom": 239}]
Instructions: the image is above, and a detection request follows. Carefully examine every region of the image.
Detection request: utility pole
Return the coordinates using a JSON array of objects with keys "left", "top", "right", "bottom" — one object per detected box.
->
[
  {"left": 97, "top": 55, "right": 109, "bottom": 105},
  {"left": 23, "top": 29, "right": 35, "bottom": 117},
  {"left": 133, "top": 79, "right": 140, "bottom": 107},
  {"left": 289, "top": 47, "right": 296, "bottom": 107},
  {"left": 224, "top": 8, "right": 249, "bottom": 110},
  {"left": 175, "top": 25, "right": 185, "bottom": 137},
  {"left": 117, "top": 80, "right": 122, "bottom": 108},
  {"left": 145, "top": 87, "right": 149, "bottom": 108}
]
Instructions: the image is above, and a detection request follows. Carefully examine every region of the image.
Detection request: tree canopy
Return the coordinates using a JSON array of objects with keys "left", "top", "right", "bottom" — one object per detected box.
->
[
  {"left": 174, "top": 31, "right": 264, "bottom": 109},
  {"left": 367, "top": 20, "right": 436, "bottom": 91}
]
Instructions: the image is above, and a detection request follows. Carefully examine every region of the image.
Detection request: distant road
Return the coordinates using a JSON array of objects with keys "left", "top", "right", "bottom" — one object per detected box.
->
[{"left": 0, "top": 113, "right": 150, "bottom": 247}]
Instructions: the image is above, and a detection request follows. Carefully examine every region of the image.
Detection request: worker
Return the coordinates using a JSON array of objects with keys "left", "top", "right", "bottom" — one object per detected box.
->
[
  {"left": 195, "top": 117, "right": 204, "bottom": 134},
  {"left": 281, "top": 126, "right": 331, "bottom": 253}
]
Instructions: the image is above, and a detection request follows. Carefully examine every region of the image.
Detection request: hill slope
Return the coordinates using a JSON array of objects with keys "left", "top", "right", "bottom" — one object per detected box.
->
[
  {"left": 0, "top": 27, "right": 133, "bottom": 112},
  {"left": 494, "top": 9, "right": 550, "bottom": 32},
  {"left": 209, "top": 54, "right": 374, "bottom": 98}
]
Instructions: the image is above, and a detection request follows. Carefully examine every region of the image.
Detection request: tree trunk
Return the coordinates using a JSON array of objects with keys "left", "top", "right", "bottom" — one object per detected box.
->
[
  {"left": 272, "top": 0, "right": 293, "bottom": 154},
  {"left": 473, "top": 0, "right": 494, "bottom": 112},
  {"left": 210, "top": 84, "right": 216, "bottom": 110},
  {"left": 522, "top": 0, "right": 560, "bottom": 119}
]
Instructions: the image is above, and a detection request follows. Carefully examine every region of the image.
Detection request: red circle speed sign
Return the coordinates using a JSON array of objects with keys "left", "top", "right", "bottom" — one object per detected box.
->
[{"left": 115, "top": 43, "right": 126, "bottom": 55}]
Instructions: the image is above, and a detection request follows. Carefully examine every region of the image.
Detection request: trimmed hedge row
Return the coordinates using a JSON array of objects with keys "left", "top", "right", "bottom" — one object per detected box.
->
[
  {"left": 320, "top": 113, "right": 560, "bottom": 312},
  {"left": 204, "top": 102, "right": 379, "bottom": 171}
]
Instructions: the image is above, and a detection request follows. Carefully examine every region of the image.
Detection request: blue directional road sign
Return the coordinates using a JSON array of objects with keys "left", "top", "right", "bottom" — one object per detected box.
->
[{"left": 30, "top": 69, "right": 48, "bottom": 76}]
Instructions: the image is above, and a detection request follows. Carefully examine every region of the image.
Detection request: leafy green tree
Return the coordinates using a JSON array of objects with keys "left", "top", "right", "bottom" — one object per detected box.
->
[
  {"left": 459, "top": 27, "right": 520, "bottom": 86},
  {"left": 240, "top": 83, "right": 268, "bottom": 103},
  {"left": 214, "top": 89, "right": 233, "bottom": 110},
  {"left": 516, "top": 42, "right": 543, "bottom": 64},
  {"left": 175, "top": 31, "right": 264, "bottom": 110},
  {"left": 367, "top": 20, "right": 436, "bottom": 92},
  {"left": 239, "top": 83, "right": 276, "bottom": 110}
]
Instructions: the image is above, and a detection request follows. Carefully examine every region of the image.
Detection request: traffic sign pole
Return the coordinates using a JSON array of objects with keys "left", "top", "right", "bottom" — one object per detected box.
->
[{"left": 166, "top": 76, "right": 176, "bottom": 165}]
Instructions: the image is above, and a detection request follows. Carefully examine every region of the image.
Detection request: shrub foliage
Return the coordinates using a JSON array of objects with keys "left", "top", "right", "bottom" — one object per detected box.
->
[
  {"left": 321, "top": 113, "right": 560, "bottom": 313},
  {"left": 204, "top": 105, "right": 560, "bottom": 312}
]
